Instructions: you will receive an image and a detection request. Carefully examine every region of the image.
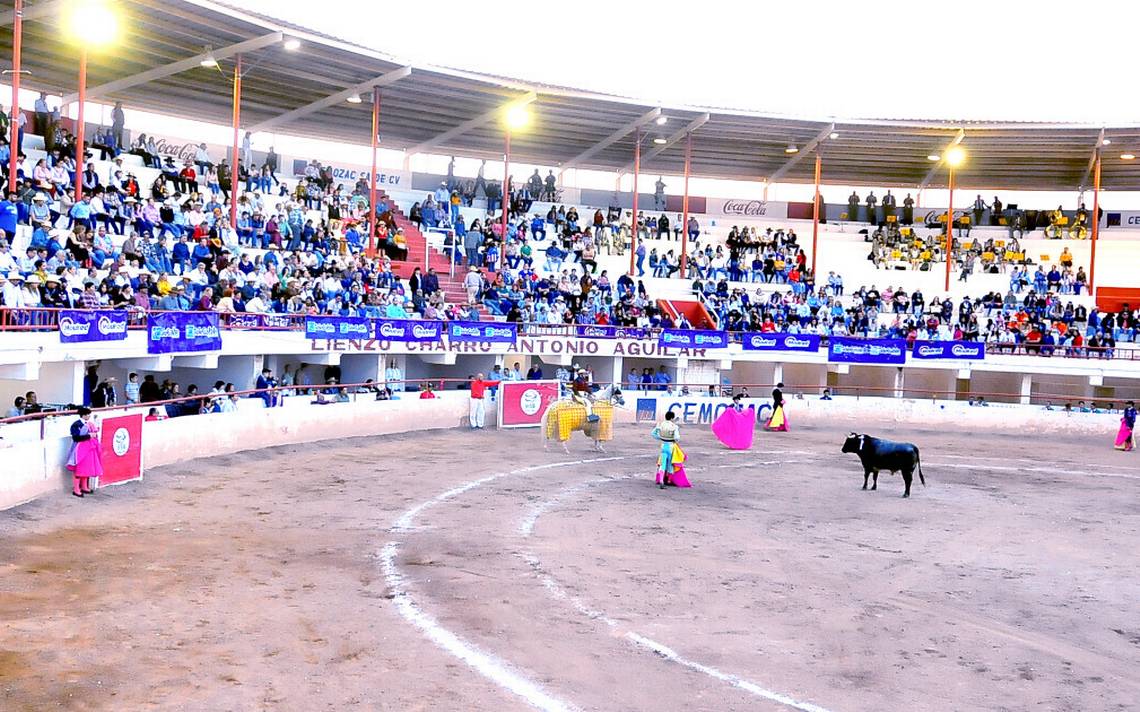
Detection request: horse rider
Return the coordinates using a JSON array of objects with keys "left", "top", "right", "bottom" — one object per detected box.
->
[{"left": 571, "top": 368, "right": 599, "bottom": 423}]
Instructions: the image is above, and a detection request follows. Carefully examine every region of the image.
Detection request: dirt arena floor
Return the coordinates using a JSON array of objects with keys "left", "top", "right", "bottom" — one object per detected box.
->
[{"left": 2, "top": 418, "right": 1139, "bottom": 712}]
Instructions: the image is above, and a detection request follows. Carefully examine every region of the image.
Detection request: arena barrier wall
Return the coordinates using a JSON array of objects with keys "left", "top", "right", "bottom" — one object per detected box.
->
[
  {"left": 0, "top": 393, "right": 1118, "bottom": 512},
  {"left": 0, "top": 394, "right": 470, "bottom": 511}
]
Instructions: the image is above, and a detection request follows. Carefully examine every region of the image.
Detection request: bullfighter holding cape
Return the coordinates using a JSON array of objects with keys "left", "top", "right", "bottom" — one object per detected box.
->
[
  {"left": 711, "top": 394, "right": 755, "bottom": 450},
  {"left": 652, "top": 411, "right": 691, "bottom": 489},
  {"left": 766, "top": 382, "right": 789, "bottom": 431},
  {"left": 1115, "top": 400, "right": 1137, "bottom": 451}
]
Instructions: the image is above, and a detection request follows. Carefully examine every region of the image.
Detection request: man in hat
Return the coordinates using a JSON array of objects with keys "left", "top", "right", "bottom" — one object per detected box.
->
[
  {"left": 570, "top": 367, "right": 599, "bottom": 422},
  {"left": 464, "top": 265, "right": 482, "bottom": 304}
]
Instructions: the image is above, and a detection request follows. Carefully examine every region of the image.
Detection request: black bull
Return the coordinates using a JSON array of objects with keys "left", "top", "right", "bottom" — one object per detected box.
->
[{"left": 841, "top": 433, "right": 926, "bottom": 498}]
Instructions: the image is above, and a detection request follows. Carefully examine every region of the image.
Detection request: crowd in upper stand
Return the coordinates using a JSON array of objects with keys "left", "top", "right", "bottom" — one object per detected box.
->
[{"left": 0, "top": 102, "right": 1130, "bottom": 353}]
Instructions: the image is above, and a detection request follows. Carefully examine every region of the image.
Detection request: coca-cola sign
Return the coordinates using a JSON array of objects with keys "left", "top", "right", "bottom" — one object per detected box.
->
[
  {"left": 709, "top": 198, "right": 788, "bottom": 220},
  {"left": 152, "top": 138, "right": 201, "bottom": 162}
]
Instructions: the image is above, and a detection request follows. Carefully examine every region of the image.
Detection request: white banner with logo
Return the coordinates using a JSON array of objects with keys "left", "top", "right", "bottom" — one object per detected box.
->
[{"left": 706, "top": 198, "right": 788, "bottom": 221}]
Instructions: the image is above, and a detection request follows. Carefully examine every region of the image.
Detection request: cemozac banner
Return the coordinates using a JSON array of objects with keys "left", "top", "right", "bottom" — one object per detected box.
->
[
  {"left": 911, "top": 341, "right": 986, "bottom": 360},
  {"left": 375, "top": 319, "right": 444, "bottom": 342},
  {"left": 741, "top": 332, "right": 820, "bottom": 352},
  {"left": 576, "top": 325, "right": 648, "bottom": 339},
  {"left": 227, "top": 313, "right": 294, "bottom": 329},
  {"left": 828, "top": 337, "right": 907, "bottom": 365},
  {"left": 58, "top": 310, "right": 129, "bottom": 343},
  {"left": 147, "top": 312, "right": 222, "bottom": 354},
  {"left": 658, "top": 329, "right": 730, "bottom": 349},
  {"left": 448, "top": 321, "right": 518, "bottom": 344},
  {"left": 305, "top": 316, "right": 371, "bottom": 340},
  {"left": 706, "top": 198, "right": 789, "bottom": 221}
]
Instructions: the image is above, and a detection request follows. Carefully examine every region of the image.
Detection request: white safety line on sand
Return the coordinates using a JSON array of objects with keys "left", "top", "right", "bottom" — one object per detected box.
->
[
  {"left": 924, "top": 461, "right": 1140, "bottom": 481},
  {"left": 380, "top": 542, "right": 576, "bottom": 712},
  {"left": 520, "top": 475, "right": 840, "bottom": 712}
]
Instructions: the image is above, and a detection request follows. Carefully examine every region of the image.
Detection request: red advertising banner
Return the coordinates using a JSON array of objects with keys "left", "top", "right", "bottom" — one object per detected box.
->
[
  {"left": 498, "top": 380, "right": 561, "bottom": 428},
  {"left": 98, "top": 414, "right": 144, "bottom": 486}
]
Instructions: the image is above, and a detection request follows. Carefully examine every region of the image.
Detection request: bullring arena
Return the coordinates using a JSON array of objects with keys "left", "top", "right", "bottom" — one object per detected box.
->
[
  {"left": 3, "top": 1, "right": 1140, "bottom": 710},
  {"left": 3, "top": 418, "right": 1139, "bottom": 711}
]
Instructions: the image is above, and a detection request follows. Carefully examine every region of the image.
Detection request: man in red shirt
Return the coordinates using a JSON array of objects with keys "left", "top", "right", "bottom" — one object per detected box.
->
[{"left": 468, "top": 372, "right": 500, "bottom": 429}]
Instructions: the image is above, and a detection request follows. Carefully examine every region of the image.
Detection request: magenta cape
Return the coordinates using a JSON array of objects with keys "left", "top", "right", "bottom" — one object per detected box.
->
[{"left": 711, "top": 407, "right": 755, "bottom": 450}]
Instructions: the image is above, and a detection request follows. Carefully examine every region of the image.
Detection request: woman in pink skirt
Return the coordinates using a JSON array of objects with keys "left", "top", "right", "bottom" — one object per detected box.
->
[{"left": 67, "top": 406, "right": 104, "bottom": 497}]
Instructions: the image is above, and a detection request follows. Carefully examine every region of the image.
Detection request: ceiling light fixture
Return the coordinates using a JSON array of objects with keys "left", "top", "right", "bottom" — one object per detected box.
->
[
  {"left": 927, "top": 153, "right": 941, "bottom": 162},
  {"left": 283, "top": 37, "right": 301, "bottom": 51},
  {"left": 1122, "top": 153, "right": 1136, "bottom": 160},
  {"left": 346, "top": 93, "right": 362, "bottom": 104},
  {"left": 199, "top": 46, "right": 218, "bottom": 68},
  {"left": 785, "top": 144, "right": 799, "bottom": 154},
  {"left": 655, "top": 116, "right": 668, "bottom": 126},
  {"left": 653, "top": 137, "right": 667, "bottom": 145},
  {"left": 829, "top": 132, "right": 839, "bottom": 140},
  {"left": 1102, "top": 138, "right": 1111, "bottom": 145}
]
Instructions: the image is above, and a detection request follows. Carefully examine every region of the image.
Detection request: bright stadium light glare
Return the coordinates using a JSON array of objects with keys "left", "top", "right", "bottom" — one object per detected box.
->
[
  {"left": 505, "top": 105, "right": 531, "bottom": 130},
  {"left": 283, "top": 37, "right": 301, "bottom": 51},
  {"left": 785, "top": 144, "right": 799, "bottom": 154},
  {"left": 1122, "top": 153, "right": 1137, "bottom": 161},
  {"left": 652, "top": 137, "right": 667, "bottom": 145},
  {"left": 829, "top": 132, "right": 839, "bottom": 140},
  {"left": 199, "top": 47, "right": 218, "bottom": 68},
  {"left": 655, "top": 116, "right": 668, "bottom": 126},
  {"left": 65, "top": 0, "right": 121, "bottom": 48},
  {"left": 927, "top": 154, "right": 941, "bottom": 161},
  {"left": 346, "top": 93, "right": 362, "bottom": 104},
  {"left": 944, "top": 146, "right": 966, "bottom": 167}
]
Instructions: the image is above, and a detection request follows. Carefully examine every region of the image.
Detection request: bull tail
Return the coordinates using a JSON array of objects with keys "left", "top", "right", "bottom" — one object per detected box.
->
[{"left": 916, "top": 448, "right": 926, "bottom": 487}]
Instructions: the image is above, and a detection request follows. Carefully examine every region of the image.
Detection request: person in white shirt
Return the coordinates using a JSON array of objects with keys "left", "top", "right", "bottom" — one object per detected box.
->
[
  {"left": 245, "top": 292, "right": 268, "bottom": 313},
  {"left": 1, "top": 272, "right": 27, "bottom": 307},
  {"left": 0, "top": 241, "right": 18, "bottom": 273},
  {"left": 187, "top": 264, "right": 209, "bottom": 287},
  {"left": 385, "top": 361, "right": 403, "bottom": 392}
]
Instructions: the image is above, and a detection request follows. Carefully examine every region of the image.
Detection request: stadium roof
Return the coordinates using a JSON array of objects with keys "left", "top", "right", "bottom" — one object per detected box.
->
[{"left": 4, "top": 0, "right": 1140, "bottom": 191}]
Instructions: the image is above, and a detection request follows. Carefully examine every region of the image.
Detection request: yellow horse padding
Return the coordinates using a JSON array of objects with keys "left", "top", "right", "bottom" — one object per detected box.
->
[{"left": 544, "top": 400, "right": 615, "bottom": 442}]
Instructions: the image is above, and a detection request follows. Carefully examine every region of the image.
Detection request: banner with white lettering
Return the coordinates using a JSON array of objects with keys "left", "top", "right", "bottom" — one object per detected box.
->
[
  {"left": 288, "top": 158, "right": 410, "bottom": 189},
  {"left": 575, "top": 324, "right": 648, "bottom": 339},
  {"left": 226, "top": 313, "right": 294, "bottom": 329},
  {"left": 706, "top": 198, "right": 789, "bottom": 221},
  {"left": 58, "top": 310, "right": 129, "bottom": 343},
  {"left": 911, "top": 341, "right": 985, "bottom": 360},
  {"left": 828, "top": 337, "right": 907, "bottom": 365},
  {"left": 375, "top": 319, "right": 444, "bottom": 342},
  {"left": 658, "top": 329, "right": 730, "bottom": 349},
  {"left": 741, "top": 332, "right": 821, "bottom": 352},
  {"left": 304, "top": 316, "right": 371, "bottom": 340},
  {"left": 447, "top": 321, "right": 518, "bottom": 344},
  {"left": 147, "top": 312, "right": 222, "bottom": 354}
]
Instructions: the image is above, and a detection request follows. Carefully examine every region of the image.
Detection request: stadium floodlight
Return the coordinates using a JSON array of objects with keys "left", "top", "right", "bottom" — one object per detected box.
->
[
  {"left": 1102, "top": 138, "right": 1111, "bottom": 146},
  {"left": 655, "top": 116, "right": 668, "bottom": 126},
  {"left": 505, "top": 104, "right": 531, "bottom": 130},
  {"left": 829, "top": 132, "right": 839, "bottom": 140},
  {"left": 65, "top": 0, "right": 120, "bottom": 48},
  {"left": 784, "top": 144, "right": 799, "bottom": 154},
  {"left": 283, "top": 37, "right": 301, "bottom": 51},
  {"left": 944, "top": 146, "right": 967, "bottom": 167},
  {"left": 927, "top": 154, "right": 941, "bottom": 161},
  {"left": 653, "top": 137, "right": 667, "bottom": 145},
  {"left": 346, "top": 93, "right": 362, "bottom": 104},
  {"left": 1122, "top": 153, "right": 1136, "bottom": 161},
  {"left": 199, "top": 47, "right": 218, "bottom": 68}
]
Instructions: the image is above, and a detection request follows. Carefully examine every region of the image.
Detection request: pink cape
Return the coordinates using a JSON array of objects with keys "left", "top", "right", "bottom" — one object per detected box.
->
[{"left": 711, "top": 407, "right": 755, "bottom": 450}]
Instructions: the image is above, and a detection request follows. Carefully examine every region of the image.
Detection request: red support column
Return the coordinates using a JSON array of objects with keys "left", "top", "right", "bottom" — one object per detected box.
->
[
  {"left": 811, "top": 152, "right": 822, "bottom": 275},
  {"left": 73, "top": 47, "right": 88, "bottom": 202},
  {"left": 1090, "top": 149, "right": 1101, "bottom": 299},
  {"left": 944, "top": 167, "right": 954, "bottom": 292},
  {"left": 7, "top": 0, "right": 22, "bottom": 192},
  {"left": 628, "top": 127, "right": 640, "bottom": 276},
  {"left": 680, "top": 132, "right": 691, "bottom": 279},
  {"left": 229, "top": 54, "right": 242, "bottom": 230},
  {"left": 368, "top": 86, "right": 380, "bottom": 258},
  {"left": 500, "top": 130, "right": 510, "bottom": 273}
]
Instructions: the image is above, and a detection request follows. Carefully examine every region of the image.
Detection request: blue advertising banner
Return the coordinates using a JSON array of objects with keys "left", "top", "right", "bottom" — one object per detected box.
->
[
  {"left": 911, "top": 341, "right": 986, "bottom": 360},
  {"left": 375, "top": 319, "right": 444, "bottom": 342},
  {"left": 147, "top": 312, "right": 222, "bottom": 354},
  {"left": 57, "top": 310, "right": 129, "bottom": 343},
  {"left": 576, "top": 324, "right": 648, "bottom": 340},
  {"left": 828, "top": 337, "right": 907, "bottom": 365},
  {"left": 304, "top": 316, "right": 371, "bottom": 340},
  {"left": 447, "top": 321, "right": 518, "bottom": 343},
  {"left": 658, "top": 329, "right": 730, "bottom": 349},
  {"left": 741, "top": 332, "right": 821, "bottom": 352}
]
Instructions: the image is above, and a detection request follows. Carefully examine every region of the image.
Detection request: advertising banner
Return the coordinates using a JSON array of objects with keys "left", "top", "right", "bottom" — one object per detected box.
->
[
  {"left": 98, "top": 413, "right": 143, "bottom": 486},
  {"left": 911, "top": 341, "right": 986, "bottom": 360},
  {"left": 147, "top": 312, "right": 222, "bottom": 354},
  {"left": 226, "top": 313, "right": 295, "bottom": 329},
  {"left": 447, "top": 321, "right": 518, "bottom": 344},
  {"left": 740, "top": 332, "right": 821, "bottom": 352},
  {"left": 575, "top": 324, "right": 648, "bottom": 340},
  {"left": 57, "top": 310, "right": 129, "bottom": 343},
  {"left": 705, "top": 198, "right": 789, "bottom": 221},
  {"left": 498, "top": 380, "right": 561, "bottom": 428},
  {"left": 304, "top": 316, "right": 371, "bottom": 340},
  {"left": 375, "top": 319, "right": 444, "bottom": 342},
  {"left": 828, "top": 337, "right": 907, "bottom": 365},
  {"left": 658, "top": 329, "right": 730, "bottom": 349}
]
